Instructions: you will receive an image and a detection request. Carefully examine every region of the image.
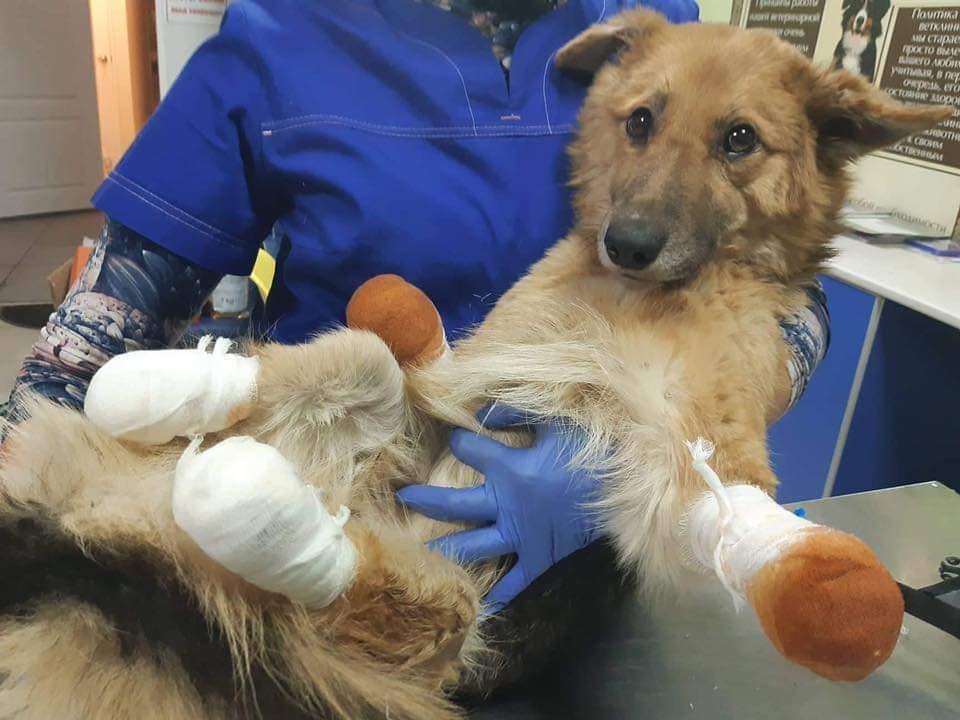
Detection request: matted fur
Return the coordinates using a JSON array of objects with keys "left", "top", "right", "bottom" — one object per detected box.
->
[{"left": 0, "top": 11, "right": 949, "bottom": 720}]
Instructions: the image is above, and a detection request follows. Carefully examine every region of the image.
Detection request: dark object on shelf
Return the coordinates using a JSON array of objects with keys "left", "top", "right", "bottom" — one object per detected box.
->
[{"left": 0, "top": 304, "right": 54, "bottom": 330}]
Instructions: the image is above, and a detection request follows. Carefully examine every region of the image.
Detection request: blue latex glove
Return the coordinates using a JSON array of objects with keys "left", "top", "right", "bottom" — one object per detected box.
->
[{"left": 397, "top": 406, "right": 602, "bottom": 615}]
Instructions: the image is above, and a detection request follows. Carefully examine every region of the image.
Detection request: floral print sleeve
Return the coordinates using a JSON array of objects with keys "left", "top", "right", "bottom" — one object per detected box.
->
[
  {"left": 781, "top": 283, "right": 831, "bottom": 411},
  {"left": 4, "top": 220, "right": 221, "bottom": 423}
]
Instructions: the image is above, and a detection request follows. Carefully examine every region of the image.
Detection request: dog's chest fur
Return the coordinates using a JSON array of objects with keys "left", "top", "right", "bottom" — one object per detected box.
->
[{"left": 410, "top": 240, "right": 795, "bottom": 578}]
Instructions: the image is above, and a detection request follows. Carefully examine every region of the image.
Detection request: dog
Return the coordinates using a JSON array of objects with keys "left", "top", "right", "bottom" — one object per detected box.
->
[
  {"left": 0, "top": 11, "right": 949, "bottom": 720},
  {"left": 833, "top": 0, "right": 891, "bottom": 81}
]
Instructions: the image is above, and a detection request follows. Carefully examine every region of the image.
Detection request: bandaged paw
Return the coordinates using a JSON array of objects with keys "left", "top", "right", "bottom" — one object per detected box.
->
[
  {"left": 85, "top": 336, "right": 259, "bottom": 444},
  {"left": 173, "top": 436, "right": 357, "bottom": 608},
  {"left": 684, "top": 479, "right": 813, "bottom": 609},
  {"left": 682, "top": 438, "right": 816, "bottom": 607},
  {"left": 682, "top": 438, "right": 903, "bottom": 681}
]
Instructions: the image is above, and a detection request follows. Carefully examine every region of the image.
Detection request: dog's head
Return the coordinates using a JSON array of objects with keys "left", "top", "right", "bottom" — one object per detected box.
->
[
  {"left": 557, "top": 11, "right": 949, "bottom": 283},
  {"left": 843, "top": 0, "right": 890, "bottom": 38}
]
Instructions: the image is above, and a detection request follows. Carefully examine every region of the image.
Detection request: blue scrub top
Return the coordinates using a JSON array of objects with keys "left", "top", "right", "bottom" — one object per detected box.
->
[{"left": 92, "top": 0, "right": 698, "bottom": 343}]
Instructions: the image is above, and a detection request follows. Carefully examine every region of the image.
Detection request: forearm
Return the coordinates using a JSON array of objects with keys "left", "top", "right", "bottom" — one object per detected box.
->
[
  {"left": 8, "top": 219, "right": 221, "bottom": 417},
  {"left": 779, "top": 282, "right": 831, "bottom": 413}
]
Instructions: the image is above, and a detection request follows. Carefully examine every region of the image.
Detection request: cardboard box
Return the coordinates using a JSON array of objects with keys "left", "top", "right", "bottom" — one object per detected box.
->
[{"left": 47, "top": 258, "right": 73, "bottom": 307}]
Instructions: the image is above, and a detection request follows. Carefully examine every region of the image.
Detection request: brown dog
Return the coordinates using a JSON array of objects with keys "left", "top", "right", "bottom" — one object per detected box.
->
[{"left": 0, "top": 10, "right": 950, "bottom": 720}]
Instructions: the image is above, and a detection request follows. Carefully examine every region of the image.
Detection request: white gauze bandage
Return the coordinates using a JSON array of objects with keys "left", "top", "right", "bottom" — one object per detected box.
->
[
  {"left": 683, "top": 438, "right": 817, "bottom": 610},
  {"left": 173, "top": 436, "right": 357, "bottom": 608},
  {"left": 85, "top": 336, "right": 259, "bottom": 445}
]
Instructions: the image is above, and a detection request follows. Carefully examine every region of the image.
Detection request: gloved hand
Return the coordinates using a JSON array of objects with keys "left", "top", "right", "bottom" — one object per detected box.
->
[{"left": 397, "top": 406, "right": 603, "bottom": 615}]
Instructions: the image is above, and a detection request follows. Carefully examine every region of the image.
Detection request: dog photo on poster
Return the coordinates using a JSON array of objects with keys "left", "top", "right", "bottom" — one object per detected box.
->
[{"left": 831, "top": 0, "right": 893, "bottom": 81}]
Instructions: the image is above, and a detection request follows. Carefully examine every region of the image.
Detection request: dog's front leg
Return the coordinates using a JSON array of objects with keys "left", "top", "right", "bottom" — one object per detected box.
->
[{"left": 681, "top": 440, "right": 903, "bottom": 682}]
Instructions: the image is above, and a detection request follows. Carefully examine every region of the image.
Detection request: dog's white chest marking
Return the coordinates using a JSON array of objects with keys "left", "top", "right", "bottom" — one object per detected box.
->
[{"left": 842, "top": 30, "right": 870, "bottom": 73}]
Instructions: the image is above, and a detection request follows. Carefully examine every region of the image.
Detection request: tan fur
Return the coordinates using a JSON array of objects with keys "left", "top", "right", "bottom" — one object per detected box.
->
[
  {"left": 0, "top": 11, "right": 950, "bottom": 719},
  {"left": 0, "top": 604, "right": 220, "bottom": 720}
]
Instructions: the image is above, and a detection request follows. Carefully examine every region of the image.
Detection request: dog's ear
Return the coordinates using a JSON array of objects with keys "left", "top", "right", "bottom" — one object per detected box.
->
[
  {"left": 555, "top": 9, "right": 667, "bottom": 76},
  {"left": 806, "top": 68, "right": 953, "bottom": 163}
]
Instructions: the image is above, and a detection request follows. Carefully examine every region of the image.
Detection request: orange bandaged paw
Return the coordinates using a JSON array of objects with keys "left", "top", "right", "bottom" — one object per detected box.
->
[{"left": 346, "top": 274, "right": 447, "bottom": 367}]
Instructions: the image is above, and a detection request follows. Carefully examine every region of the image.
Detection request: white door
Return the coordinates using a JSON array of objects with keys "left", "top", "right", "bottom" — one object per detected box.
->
[{"left": 0, "top": 1, "right": 103, "bottom": 218}]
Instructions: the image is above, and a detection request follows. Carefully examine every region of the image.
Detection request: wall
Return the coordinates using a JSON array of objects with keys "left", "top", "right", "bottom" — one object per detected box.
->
[
  {"left": 698, "top": 0, "right": 735, "bottom": 23},
  {"left": 154, "top": 0, "right": 227, "bottom": 96}
]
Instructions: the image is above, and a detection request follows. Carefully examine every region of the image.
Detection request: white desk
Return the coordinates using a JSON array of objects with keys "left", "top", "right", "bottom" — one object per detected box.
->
[{"left": 827, "top": 235, "right": 960, "bottom": 331}]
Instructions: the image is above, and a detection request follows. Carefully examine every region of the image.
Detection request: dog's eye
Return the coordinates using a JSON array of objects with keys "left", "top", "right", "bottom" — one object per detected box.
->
[
  {"left": 723, "top": 124, "right": 758, "bottom": 157},
  {"left": 625, "top": 108, "right": 654, "bottom": 142}
]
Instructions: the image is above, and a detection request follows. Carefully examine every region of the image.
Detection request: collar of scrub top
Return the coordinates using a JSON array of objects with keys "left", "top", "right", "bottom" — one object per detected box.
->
[{"left": 374, "top": 0, "right": 621, "bottom": 133}]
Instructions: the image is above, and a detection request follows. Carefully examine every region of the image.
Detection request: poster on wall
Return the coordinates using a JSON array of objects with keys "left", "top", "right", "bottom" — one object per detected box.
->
[
  {"left": 730, "top": 0, "right": 960, "bottom": 240},
  {"left": 166, "top": 0, "right": 228, "bottom": 25}
]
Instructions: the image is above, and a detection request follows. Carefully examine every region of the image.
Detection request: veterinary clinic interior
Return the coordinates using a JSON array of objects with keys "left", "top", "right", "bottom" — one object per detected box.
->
[{"left": 0, "top": 1, "right": 957, "bottom": 719}]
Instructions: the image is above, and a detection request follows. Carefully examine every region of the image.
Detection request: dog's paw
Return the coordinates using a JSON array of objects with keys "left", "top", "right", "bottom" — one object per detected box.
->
[
  {"left": 332, "top": 529, "right": 480, "bottom": 682},
  {"left": 84, "top": 337, "right": 259, "bottom": 444},
  {"left": 748, "top": 528, "right": 903, "bottom": 681},
  {"left": 346, "top": 274, "right": 447, "bottom": 367}
]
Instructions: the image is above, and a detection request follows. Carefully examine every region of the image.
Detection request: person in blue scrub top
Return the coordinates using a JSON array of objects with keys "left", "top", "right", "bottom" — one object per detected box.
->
[{"left": 6, "top": 0, "right": 830, "bottom": 613}]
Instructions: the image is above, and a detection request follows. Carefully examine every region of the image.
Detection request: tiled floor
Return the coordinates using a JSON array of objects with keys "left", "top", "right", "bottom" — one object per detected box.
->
[
  {"left": 0, "top": 320, "right": 37, "bottom": 399},
  {"left": 0, "top": 208, "right": 103, "bottom": 398},
  {"left": 0, "top": 209, "right": 103, "bottom": 305}
]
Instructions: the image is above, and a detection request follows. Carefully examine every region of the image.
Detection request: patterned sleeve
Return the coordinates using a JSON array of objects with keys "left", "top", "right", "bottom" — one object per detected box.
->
[
  {"left": 779, "top": 282, "right": 831, "bottom": 412},
  {"left": 4, "top": 219, "right": 222, "bottom": 421}
]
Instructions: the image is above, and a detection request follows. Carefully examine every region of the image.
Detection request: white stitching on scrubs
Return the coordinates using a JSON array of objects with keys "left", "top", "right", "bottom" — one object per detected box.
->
[
  {"left": 102, "top": 175, "right": 246, "bottom": 251},
  {"left": 390, "top": 30, "right": 478, "bottom": 137},
  {"left": 110, "top": 171, "right": 243, "bottom": 244},
  {"left": 542, "top": 50, "right": 557, "bottom": 133},
  {"left": 541, "top": 0, "right": 607, "bottom": 133},
  {"left": 261, "top": 113, "right": 574, "bottom": 138},
  {"left": 264, "top": 113, "right": 561, "bottom": 132}
]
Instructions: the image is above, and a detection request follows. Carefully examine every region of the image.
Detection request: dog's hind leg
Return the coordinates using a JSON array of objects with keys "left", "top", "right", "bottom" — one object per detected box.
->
[
  {"left": 240, "top": 328, "right": 421, "bottom": 476},
  {"left": 0, "top": 463, "right": 471, "bottom": 720},
  {"left": 0, "top": 603, "right": 221, "bottom": 720},
  {"left": 83, "top": 326, "right": 412, "bottom": 463},
  {"left": 171, "top": 434, "right": 481, "bottom": 689},
  {"left": 330, "top": 522, "right": 482, "bottom": 683}
]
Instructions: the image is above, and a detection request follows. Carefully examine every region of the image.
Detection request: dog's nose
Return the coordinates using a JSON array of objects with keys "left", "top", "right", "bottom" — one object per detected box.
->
[{"left": 604, "top": 221, "right": 667, "bottom": 270}]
